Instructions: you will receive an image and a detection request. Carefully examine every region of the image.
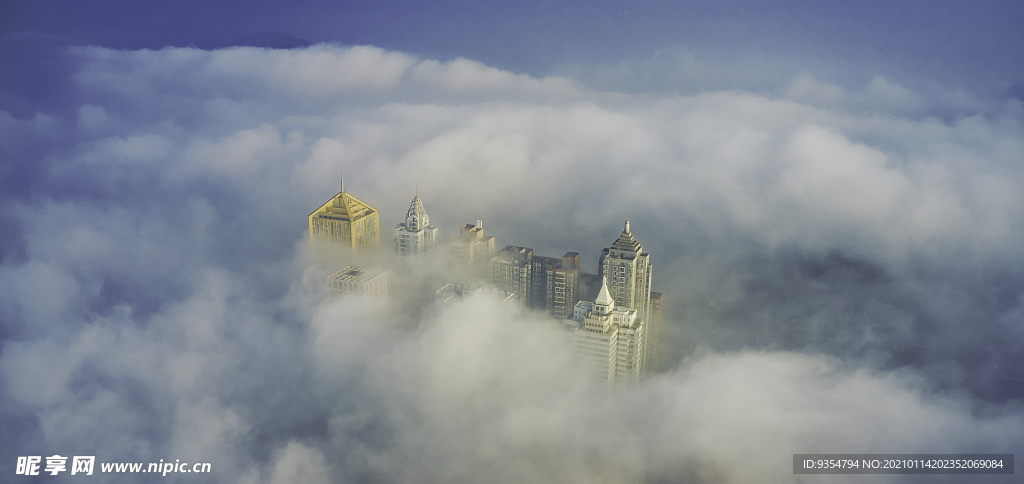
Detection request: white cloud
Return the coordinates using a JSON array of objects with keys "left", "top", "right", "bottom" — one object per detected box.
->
[
  {"left": 208, "top": 45, "right": 416, "bottom": 91},
  {"left": 182, "top": 123, "right": 285, "bottom": 176},
  {"left": 786, "top": 73, "right": 846, "bottom": 106},
  {"left": 267, "top": 442, "right": 331, "bottom": 484},
  {"left": 412, "top": 57, "right": 579, "bottom": 96},
  {"left": 864, "top": 76, "right": 925, "bottom": 113}
]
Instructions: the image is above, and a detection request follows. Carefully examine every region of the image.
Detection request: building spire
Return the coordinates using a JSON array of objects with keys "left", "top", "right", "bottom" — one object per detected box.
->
[
  {"left": 415, "top": 184, "right": 418, "bottom": 198},
  {"left": 595, "top": 276, "right": 614, "bottom": 308},
  {"left": 340, "top": 172, "right": 344, "bottom": 193},
  {"left": 405, "top": 192, "right": 429, "bottom": 231},
  {"left": 624, "top": 218, "right": 630, "bottom": 234}
]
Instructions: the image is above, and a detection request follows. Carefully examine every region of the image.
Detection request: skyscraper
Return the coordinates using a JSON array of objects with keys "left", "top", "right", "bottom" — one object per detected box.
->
[
  {"left": 394, "top": 193, "right": 439, "bottom": 255},
  {"left": 599, "top": 220, "right": 652, "bottom": 321},
  {"left": 529, "top": 254, "right": 563, "bottom": 309},
  {"left": 599, "top": 220, "right": 654, "bottom": 370},
  {"left": 491, "top": 247, "right": 581, "bottom": 315},
  {"left": 568, "top": 276, "right": 645, "bottom": 383},
  {"left": 546, "top": 252, "right": 580, "bottom": 320},
  {"left": 308, "top": 176, "right": 381, "bottom": 252},
  {"left": 491, "top": 246, "right": 533, "bottom": 305},
  {"left": 450, "top": 220, "right": 496, "bottom": 264},
  {"left": 648, "top": 291, "right": 664, "bottom": 371}
]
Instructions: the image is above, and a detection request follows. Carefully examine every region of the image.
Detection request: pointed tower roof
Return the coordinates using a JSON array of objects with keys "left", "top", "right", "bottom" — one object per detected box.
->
[
  {"left": 595, "top": 276, "right": 615, "bottom": 307},
  {"left": 325, "top": 191, "right": 375, "bottom": 220},
  {"left": 309, "top": 175, "right": 377, "bottom": 221},
  {"left": 405, "top": 194, "right": 429, "bottom": 231},
  {"left": 610, "top": 219, "right": 642, "bottom": 252}
]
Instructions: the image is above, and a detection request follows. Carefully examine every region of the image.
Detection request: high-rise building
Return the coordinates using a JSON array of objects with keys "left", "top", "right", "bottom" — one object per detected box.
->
[
  {"left": 648, "top": 291, "right": 664, "bottom": 371},
  {"left": 491, "top": 246, "right": 533, "bottom": 305},
  {"left": 599, "top": 220, "right": 654, "bottom": 371},
  {"left": 394, "top": 193, "right": 439, "bottom": 255},
  {"left": 450, "top": 220, "right": 496, "bottom": 264},
  {"left": 599, "top": 220, "right": 652, "bottom": 322},
  {"left": 326, "top": 265, "right": 388, "bottom": 297},
  {"left": 546, "top": 252, "right": 580, "bottom": 320},
  {"left": 568, "top": 277, "right": 645, "bottom": 383},
  {"left": 529, "top": 254, "right": 562, "bottom": 309},
  {"left": 491, "top": 247, "right": 581, "bottom": 315},
  {"left": 308, "top": 176, "right": 380, "bottom": 252}
]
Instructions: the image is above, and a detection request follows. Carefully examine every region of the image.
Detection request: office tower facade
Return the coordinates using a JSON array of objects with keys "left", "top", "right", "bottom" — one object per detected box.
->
[
  {"left": 326, "top": 266, "right": 388, "bottom": 297},
  {"left": 648, "top": 291, "right": 664, "bottom": 371},
  {"left": 599, "top": 220, "right": 654, "bottom": 370},
  {"left": 491, "top": 247, "right": 581, "bottom": 315},
  {"left": 568, "top": 277, "right": 645, "bottom": 383},
  {"left": 546, "top": 252, "right": 580, "bottom": 320},
  {"left": 529, "top": 255, "right": 562, "bottom": 309},
  {"left": 491, "top": 246, "right": 533, "bottom": 305},
  {"left": 308, "top": 177, "right": 381, "bottom": 251},
  {"left": 450, "top": 220, "right": 496, "bottom": 264},
  {"left": 394, "top": 194, "right": 439, "bottom": 255}
]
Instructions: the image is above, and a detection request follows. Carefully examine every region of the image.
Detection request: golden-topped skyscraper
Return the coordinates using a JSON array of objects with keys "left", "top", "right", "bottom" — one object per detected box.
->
[{"left": 308, "top": 175, "right": 380, "bottom": 251}]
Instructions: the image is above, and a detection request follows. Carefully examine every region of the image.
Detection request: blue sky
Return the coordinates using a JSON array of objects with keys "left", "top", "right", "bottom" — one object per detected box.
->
[
  {"left": 2, "top": 3, "right": 1024, "bottom": 482},
  {"left": 3, "top": 1, "right": 1023, "bottom": 110}
]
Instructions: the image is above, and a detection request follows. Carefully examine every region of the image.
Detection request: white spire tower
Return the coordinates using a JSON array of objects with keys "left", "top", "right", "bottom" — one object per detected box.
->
[
  {"left": 594, "top": 276, "right": 614, "bottom": 316},
  {"left": 569, "top": 275, "right": 644, "bottom": 383}
]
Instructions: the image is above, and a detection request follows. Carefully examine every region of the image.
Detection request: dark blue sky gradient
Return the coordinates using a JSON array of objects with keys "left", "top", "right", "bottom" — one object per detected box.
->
[{"left": 3, "top": 0, "right": 1023, "bottom": 113}]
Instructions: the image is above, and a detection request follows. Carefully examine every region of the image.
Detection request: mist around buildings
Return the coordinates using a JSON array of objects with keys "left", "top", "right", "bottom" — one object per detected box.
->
[{"left": 1, "top": 43, "right": 1023, "bottom": 483}]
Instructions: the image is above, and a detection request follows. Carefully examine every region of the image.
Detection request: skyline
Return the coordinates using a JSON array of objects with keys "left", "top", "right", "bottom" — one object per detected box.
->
[{"left": 2, "top": 3, "right": 1023, "bottom": 483}]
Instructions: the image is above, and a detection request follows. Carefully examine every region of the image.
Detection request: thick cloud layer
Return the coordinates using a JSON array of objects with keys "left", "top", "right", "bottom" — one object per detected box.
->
[{"left": 1, "top": 45, "right": 1023, "bottom": 482}]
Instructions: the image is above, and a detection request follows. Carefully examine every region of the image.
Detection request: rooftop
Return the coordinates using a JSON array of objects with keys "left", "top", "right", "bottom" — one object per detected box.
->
[{"left": 327, "top": 265, "right": 386, "bottom": 282}]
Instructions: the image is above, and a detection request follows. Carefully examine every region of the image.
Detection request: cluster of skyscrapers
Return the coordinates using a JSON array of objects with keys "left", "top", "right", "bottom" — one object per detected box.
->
[
  {"left": 308, "top": 178, "right": 664, "bottom": 382},
  {"left": 488, "top": 222, "right": 664, "bottom": 381}
]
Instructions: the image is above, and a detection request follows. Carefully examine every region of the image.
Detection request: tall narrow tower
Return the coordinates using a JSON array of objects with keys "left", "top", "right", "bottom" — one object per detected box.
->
[
  {"left": 308, "top": 174, "right": 381, "bottom": 251},
  {"left": 394, "top": 193, "right": 439, "bottom": 255},
  {"left": 600, "top": 220, "right": 652, "bottom": 319},
  {"left": 599, "top": 219, "right": 653, "bottom": 369}
]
